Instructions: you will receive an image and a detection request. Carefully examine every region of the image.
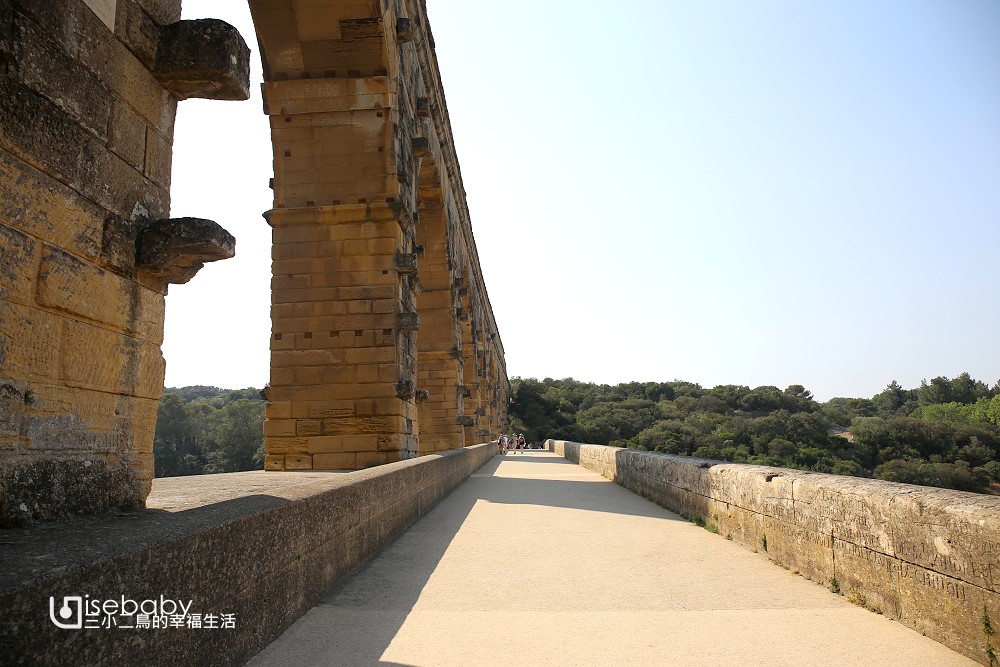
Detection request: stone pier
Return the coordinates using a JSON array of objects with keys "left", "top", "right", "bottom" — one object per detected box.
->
[{"left": 251, "top": 0, "right": 509, "bottom": 470}]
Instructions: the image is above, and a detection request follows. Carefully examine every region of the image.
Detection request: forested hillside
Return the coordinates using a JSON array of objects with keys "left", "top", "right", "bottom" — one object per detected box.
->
[
  {"left": 153, "top": 387, "right": 265, "bottom": 477},
  {"left": 509, "top": 374, "right": 1000, "bottom": 494},
  {"left": 155, "top": 374, "right": 1000, "bottom": 493}
]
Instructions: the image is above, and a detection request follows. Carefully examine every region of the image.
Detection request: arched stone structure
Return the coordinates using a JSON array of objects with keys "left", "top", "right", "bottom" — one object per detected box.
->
[{"left": 250, "top": 0, "right": 508, "bottom": 469}]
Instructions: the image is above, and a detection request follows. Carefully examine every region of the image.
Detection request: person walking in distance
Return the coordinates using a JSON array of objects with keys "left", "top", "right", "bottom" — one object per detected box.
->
[
  {"left": 518, "top": 433, "right": 527, "bottom": 453},
  {"left": 497, "top": 433, "right": 509, "bottom": 455}
]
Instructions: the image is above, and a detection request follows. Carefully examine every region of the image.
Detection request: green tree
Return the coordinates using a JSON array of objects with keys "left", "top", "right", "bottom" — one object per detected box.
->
[{"left": 205, "top": 399, "right": 265, "bottom": 472}]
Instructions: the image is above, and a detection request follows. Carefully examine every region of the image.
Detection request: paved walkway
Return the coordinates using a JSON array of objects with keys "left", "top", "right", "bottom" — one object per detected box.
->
[{"left": 247, "top": 451, "right": 975, "bottom": 666}]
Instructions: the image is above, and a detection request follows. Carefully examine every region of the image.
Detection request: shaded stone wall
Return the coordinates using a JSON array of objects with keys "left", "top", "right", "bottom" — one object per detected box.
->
[
  {"left": 0, "top": 0, "right": 248, "bottom": 525},
  {"left": 549, "top": 440, "right": 1000, "bottom": 666},
  {"left": 0, "top": 443, "right": 496, "bottom": 666},
  {"left": 251, "top": 0, "right": 509, "bottom": 470}
]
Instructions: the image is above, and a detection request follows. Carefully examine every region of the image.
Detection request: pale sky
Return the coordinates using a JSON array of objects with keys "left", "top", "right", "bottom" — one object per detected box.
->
[{"left": 166, "top": 1, "right": 1000, "bottom": 402}]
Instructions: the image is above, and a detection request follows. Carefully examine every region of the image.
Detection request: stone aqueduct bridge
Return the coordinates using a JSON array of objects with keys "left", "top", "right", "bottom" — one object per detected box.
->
[
  {"left": 251, "top": 0, "right": 509, "bottom": 471},
  {"left": 0, "top": 0, "right": 508, "bottom": 526},
  {"left": 0, "top": 3, "right": 996, "bottom": 666}
]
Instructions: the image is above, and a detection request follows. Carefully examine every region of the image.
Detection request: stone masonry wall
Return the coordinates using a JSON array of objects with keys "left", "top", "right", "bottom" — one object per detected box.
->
[
  {"left": 548, "top": 440, "right": 1000, "bottom": 666},
  {"left": 0, "top": 0, "right": 248, "bottom": 525},
  {"left": 0, "top": 442, "right": 497, "bottom": 666},
  {"left": 251, "top": 0, "right": 509, "bottom": 470}
]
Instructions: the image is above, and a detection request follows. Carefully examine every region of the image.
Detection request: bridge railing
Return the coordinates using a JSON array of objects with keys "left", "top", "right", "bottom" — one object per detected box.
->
[{"left": 547, "top": 439, "right": 1000, "bottom": 666}]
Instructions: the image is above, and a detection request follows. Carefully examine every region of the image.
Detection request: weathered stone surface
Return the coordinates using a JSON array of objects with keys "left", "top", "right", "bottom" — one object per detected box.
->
[
  {"left": 252, "top": 0, "right": 509, "bottom": 467},
  {"left": 0, "top": 443, "right": 495, "bottom": 664},
  {"left": 0, "top": 457, "right": 146, "bottom": 527},
  {"left": 137, "top": 217, "right": 236, "bottom": 285},
  {"left": 549, "top": 440, "right": 1000, "bottom": 666},
  {"left": 153, "top": 19, "right": 251, "bottom": 101},
  {"left": 0, "top": 0, "right": 240, "bottom": 525}
]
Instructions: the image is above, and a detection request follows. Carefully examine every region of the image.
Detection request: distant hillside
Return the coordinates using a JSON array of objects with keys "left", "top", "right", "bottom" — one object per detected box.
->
[
  {"left": 509, "top": 374, "right": 1000, "bottom": 494},
  {"left": 153, "top": 387, "right": 265, "bottom": 477}
]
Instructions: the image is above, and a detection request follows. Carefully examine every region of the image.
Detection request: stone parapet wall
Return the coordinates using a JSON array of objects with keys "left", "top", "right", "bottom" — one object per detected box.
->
[
  {"left": 0, "top": 442, "right": 495, "bottom": 665},
  {"left": 548, "top": 440, "right": 1000, "bottom": 666}
]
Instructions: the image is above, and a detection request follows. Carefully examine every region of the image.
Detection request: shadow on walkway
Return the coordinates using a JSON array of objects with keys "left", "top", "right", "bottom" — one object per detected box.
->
[{"left": 247, "top": 451, "right": 684, "bottom": 666}]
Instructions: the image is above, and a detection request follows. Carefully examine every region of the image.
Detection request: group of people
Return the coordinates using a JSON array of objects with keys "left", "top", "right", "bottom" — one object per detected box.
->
[{"left": 497, "top": 433, "right": 527, "bottom": 454}]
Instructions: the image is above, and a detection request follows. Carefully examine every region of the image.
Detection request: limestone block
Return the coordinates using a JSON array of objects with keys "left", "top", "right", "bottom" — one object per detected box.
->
[
  {"left": 284, "top": 454, "right": 312, "bottom": 470},
  {"left": 0, "top": 78, "right": 168, "bottom": 221},
  {"left": 107, "top": 98, "right": 147, "bottom": 170},
  {"left": 135, "top": 0, "right": 182, "bottom": 26},
  {"left": 0, "top": 379, "right": 24, "bottom": 442},
  {"left": 0, "top": 455, "right": 147, "bottom": 526},
  {"left": 0, "top": 149, "right": 104, "bottom": 261},
  {"left": 303, "top": 436, "right": 344, "bottom": 454},
  {"left": 114, "top": 0, "right": 160, "bottom": 69},
  {"left": 143, "top": 125, "right": 172, "bottom": 188},
  {"left": 11, "top": 13, "right": 113, "bottom": 141},
  {"left": 0, "top": 301, "right": 61, "bottom": 382},
  {"left": 266, "top": 437, "right": 308, "bottom": 455},
  {"left": 263, "top": 77, "right": 392, "bottom": 116},
  {"left": 37, "top": 245, "right": 141, "bottom": 332},
  {"left": 99, "top": 212, "right": 138, "bottom": 276},
  {"left": 153, "top": 19, "right": 251, "bottom": 101},
  {"left": 313, "top": 452, "right": 356, "bottom": 470},
  {"left": 75, "top": 17, "right": 177, "bottom": 137},
  {"left": 59, "top": 318, "right": 163, "bottom": 399},
  {"left": 882, "top": 487, "right": 1000, "bottom": 591},
  {"left": 0, "top": 222, "right": 36, "bottom": 305},
  {"left": 320, "top": 416, "right": 407, "bottom": 436},
  {"left": 356, "top": 452, "right": 387, "bottom": 468}
]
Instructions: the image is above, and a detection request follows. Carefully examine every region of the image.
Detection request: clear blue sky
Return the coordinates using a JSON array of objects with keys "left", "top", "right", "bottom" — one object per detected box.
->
[{"left": 166, "top": 0, "right": 1000, "bottom": 401}]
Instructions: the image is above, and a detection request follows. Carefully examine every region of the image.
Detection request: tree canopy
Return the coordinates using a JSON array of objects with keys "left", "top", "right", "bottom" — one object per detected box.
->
[
  {"left": 153, "top": 387, "right": 265, "bottom": 477},
  {"left": 509, "top": 374, "right": 1000, "bottom": 494}
]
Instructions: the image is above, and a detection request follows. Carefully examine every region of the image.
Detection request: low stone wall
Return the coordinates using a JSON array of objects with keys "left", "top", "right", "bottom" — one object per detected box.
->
[
  {"left": 548, "top": 440, "right": 1000, "bottom": 666},
  {"left": 0, "top": 443, "right": 495, "bottom": 666}
]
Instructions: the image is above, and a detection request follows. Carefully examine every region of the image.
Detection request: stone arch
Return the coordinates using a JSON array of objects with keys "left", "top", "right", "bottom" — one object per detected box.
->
[{"left": 412, "top": 127, "right": 466, "bottom": 453}]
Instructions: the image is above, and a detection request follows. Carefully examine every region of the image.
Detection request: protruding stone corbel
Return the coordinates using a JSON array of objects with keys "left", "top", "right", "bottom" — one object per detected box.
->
[
  {"left": 396, "top": 17, "right": 414, "bottom": 43},
  {"left": 388, "top": 199, "right": 416, "bottom": 230},
  {"left": 456, "top": 416, "right": 475, "bottom": 427},
  {"left": 476, "top": 406, "right": 487, "bottom": 416},
  {"left": 412, "top": 136, "right": 430, "bottom": 158},
  {"left": 407, "top": 275, "right": 423, "bottom": 296},
  {"left": 396, "top": 312, "right": 419, "bottom": 332},
  {"left": 415, "top": 389, "right": 429, "bottom": 403},
  {"left": 154, "top": 19, "right": 251, "bottom": 101},
  {"left": 456, "top": 307, "right": 469, "bottom": 321},
  {"left": 415, "top": 97, "right": 430, "bottom": 118},
  {"left": 394, "top": 252, "right": 418, "bottom": 274},
  {"left": 137, "top": 217, "right": 235, "bottom": 285},
  {"left": 395, "top": 380, "right": 415, "bottom": 400}
]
